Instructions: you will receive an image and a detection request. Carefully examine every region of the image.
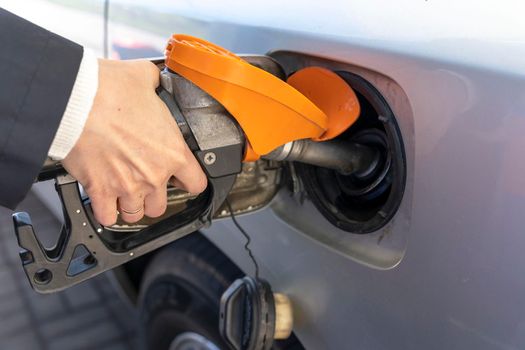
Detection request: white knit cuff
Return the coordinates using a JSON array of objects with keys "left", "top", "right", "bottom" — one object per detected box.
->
[{"left": 48, "top": 48, "right": 98, "bottom": 160}]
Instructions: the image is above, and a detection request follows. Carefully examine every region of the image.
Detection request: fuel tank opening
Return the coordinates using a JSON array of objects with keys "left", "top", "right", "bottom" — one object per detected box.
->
[{"left": 294, "top": 71, "right": 406, "bottom": 234}]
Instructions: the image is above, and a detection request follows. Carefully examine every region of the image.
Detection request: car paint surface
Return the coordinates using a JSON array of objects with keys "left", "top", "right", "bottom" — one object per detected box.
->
[{"left": 106, "top": 3, "right": 525, "bottom": 349}]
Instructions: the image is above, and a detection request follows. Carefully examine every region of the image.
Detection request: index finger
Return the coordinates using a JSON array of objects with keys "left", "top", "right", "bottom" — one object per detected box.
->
[{"left": 172, "top": 147, "right": 208, "bottom": 194}]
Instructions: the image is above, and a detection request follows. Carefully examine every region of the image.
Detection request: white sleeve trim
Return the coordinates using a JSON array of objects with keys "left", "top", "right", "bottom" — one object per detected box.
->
[{"left": 48, "top": 48, "right": 98, "bottom": 160}]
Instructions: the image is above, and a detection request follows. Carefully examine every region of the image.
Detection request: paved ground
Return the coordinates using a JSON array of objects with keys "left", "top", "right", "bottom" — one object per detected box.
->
[{"left": 0, "top": 193, "right": 140, "bottom": 350}]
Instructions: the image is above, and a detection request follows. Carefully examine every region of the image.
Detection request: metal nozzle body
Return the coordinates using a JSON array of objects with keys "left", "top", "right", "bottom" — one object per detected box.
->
[{"left": 263, "top": 139, "right": 381, "bottom": 177}]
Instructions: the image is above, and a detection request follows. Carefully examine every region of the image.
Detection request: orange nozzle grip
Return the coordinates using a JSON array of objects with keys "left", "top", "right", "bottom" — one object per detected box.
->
[{"left": 165, "top": 34, "right": 360, "bottom": 161}]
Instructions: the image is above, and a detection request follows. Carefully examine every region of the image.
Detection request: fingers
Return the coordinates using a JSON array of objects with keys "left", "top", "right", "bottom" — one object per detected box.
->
[
  {"left": 173, "top": 148, "right": 208, "bottom": 194},
  {"left": 90, "top": 190, "right": 165, "bottom": 225},
  {"left": 87, "top": 148, "right": 207, "bottom": 226},
  {"left": 144, "top": 188, "right": 168, "bottom": 218},
  {"left": 118, "top": 194, "right": 145, "bottom": 223},
  {"left": 89, "top": 191, "right": 118, "bottom": 227},
  {"left": 89, "top": 164, "right": 205, "bottom": 227}
]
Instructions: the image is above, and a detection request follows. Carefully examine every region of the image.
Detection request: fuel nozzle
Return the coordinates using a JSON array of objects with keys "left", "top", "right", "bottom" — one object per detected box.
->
[{"left": 263, "top": 138, "right": 382, "bottom": 178}]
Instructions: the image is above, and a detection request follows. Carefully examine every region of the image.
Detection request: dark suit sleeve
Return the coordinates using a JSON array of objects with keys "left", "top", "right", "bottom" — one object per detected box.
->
[{"left": 0, "top": 8, "right": 83, "bottom": 209}]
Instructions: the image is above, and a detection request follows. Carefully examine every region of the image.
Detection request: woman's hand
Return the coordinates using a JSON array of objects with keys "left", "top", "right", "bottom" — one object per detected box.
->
[{"left": 62, "top": 59, "right": 207, "bottom": 226}]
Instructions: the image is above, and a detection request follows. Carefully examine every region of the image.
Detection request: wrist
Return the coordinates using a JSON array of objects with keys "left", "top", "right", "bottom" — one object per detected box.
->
[{"left": 48, "top": 48, "right": 99, "bottom": 160}]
